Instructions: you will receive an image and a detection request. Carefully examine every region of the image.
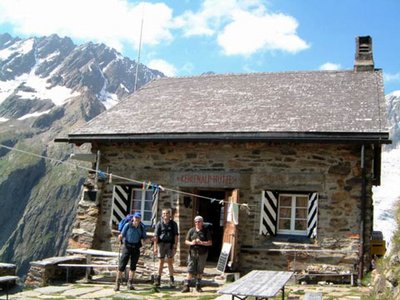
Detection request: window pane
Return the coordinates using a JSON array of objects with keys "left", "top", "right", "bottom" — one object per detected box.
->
[
  {"left": 280, "top": 196, "right": 292, "bottom": 206},
  {"left": 279, "top": 208, "right": 291, "bottom": 218},
  {"left": 144, "top": 200, "right": 153, "bottom": 210},
  {"left": 296, "top": 196, "right": 308, "bottom": 207},
  {"left": 296, "top": 208, "right": 307, "bottom": 218},
  {"left": 132, "top": 190, "right": 143, "bottom": 200},
  {"left": 295, "top": 219, "right": 307, "bottom": 230},
  {"left": 143, "top": 211, "right": 152, "bottom": 220},
  {"left": 279, "top": 218, "right": 291, "bottom": 230},
  {"left": 132, "top": 200, "right": 141, "bottom": 210}
]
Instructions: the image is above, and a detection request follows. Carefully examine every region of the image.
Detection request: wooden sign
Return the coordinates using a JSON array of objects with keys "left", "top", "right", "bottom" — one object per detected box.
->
[
  {"left": 217, "top": 243, "right": 232, "bottom": 272},
  {"left": 173, "top": 172, "right": 240, "bottom": 188}
]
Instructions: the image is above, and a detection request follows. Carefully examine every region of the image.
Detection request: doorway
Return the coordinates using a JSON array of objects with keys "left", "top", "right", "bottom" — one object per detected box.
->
[{"left": 195, "top": 190, "right": 225, "bottom": 262}]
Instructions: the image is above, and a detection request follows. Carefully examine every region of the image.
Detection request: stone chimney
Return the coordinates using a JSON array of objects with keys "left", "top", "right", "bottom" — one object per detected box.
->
[{"left": 354, "top": 36, "right": 374, "bottom": 72}]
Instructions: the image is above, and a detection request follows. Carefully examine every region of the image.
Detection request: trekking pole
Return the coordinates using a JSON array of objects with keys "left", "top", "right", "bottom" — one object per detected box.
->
[
  {"left": 114, "top": 239, "right": 122, "bottom": 291},
  {"left": 151, "top": 247, "right": 159, "bottom": 292},
  {"left": 194, "top": 247, "right": 199, "bottom": 288}
]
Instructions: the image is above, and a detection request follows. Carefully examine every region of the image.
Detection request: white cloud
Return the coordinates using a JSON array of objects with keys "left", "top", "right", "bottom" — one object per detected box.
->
[
  {"left": 176, "top": 0, "right": 309, "bottom": 56},
  {"left": 0, "top": 0, "right": 175, "bottom": 52},
  {"left": 147, "top": 59, "right": 177, "bottom": 77},
  {"left": 319, "top": 62, "right": 341, "bottom": 71},
  {"left": 0, "top": 0, "right": 309, "bottom": 59},
  {"left": 218, "top": 11, "right": 309, "bottom": 56},
  {"left": 384, "top": 72, "right": 400, "bottom": 82}
]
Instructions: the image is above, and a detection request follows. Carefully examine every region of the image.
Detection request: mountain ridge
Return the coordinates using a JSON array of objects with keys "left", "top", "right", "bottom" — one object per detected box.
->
[{"left": 0, "top": 33, "right": 163, "bottom": 275}]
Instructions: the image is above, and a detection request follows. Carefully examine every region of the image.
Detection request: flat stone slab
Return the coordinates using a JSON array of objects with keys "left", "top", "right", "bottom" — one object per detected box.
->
[
  {"left": 34, "top": 285, "right": 71, "bottom": 294},
  {"left": 80, "top": 287, "right": 116, "bottom": 298},
  {"left": 61, "top": 286, "right": 103, "bottom": 297},
  {"left": 9, "top": 289, "right": 41, "bottom": 298},
  {"left": 112, "top": 293, "right": 146, "bottom": 299},
  {"left": 0, "top": 263, "right": 16, "bottom": 268},
  {"left": 30, "top": 255, "right": 85, "bottom": 267}
]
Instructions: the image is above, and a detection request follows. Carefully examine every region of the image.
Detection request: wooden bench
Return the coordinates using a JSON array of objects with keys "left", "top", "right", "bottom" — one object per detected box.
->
[
  {"left": 58, "top": 264, "right": 118, "bottom": 282},
  {"left": 65, "top": 248, "right": 119, "bottom": 282},
  {"left": 218, "top": 270, "right": 293, "bottom": 300},
  {"left": 304, "top": 291, "right": 323, "bottom": 300},
  {"left": 0, "top": 275, "right": 19, "bottom": 300}
]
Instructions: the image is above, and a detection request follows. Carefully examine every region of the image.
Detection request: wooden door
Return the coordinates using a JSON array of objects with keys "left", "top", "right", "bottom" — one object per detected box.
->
[{"left": 222, "top": 189, "right": 239, "bottom": 269}]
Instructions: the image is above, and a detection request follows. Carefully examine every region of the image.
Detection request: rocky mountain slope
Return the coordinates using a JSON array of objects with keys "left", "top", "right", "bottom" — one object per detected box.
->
[{"left": 0, "top": 33, "right": 163, "bottom": 275}]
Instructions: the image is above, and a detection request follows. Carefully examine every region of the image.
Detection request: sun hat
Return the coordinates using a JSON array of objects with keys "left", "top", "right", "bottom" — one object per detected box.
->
[{"left": 133, "top": 212, "right": 142, "bottom": 218}]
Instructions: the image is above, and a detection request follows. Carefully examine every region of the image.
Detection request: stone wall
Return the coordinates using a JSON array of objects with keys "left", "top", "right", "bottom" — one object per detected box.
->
[
  {"left": 70, "top": 141, "right": 375, "bottom": 275},
  {"left": 25, "top": 256, "right": 85, "bottom": 287},
  {"left": 0, "top": 263, "right": 16, "bottom": 276}
]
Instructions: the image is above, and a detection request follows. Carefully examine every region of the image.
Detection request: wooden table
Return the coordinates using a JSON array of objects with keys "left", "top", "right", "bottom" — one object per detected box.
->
[
  {"left": 65, "top": 248, "right": 119, "bottom": 281},
  {"left": 218, "top": 270, "right": 293, "bottom": 300},
  {"left": 0, "top": 275, "right": 18, "bottom": 300}
]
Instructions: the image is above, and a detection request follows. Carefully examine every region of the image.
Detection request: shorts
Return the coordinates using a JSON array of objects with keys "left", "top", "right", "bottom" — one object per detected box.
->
[
  {"left": 157, "top": 242, "right": 174, "bottom": 259},
  {"left": 118, "top": 243, "right": 140, "bottom": 272},
  {"left": 187, "top": 250, "right": 208, "bottom": 275}
]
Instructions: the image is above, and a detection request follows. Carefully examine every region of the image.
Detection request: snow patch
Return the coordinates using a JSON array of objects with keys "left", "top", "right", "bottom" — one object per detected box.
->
[
  {"left": 99, "top": 91, "right": 119, "bottom": 109},
  {"left": 0, "top": 70, "right": 80, "bottom": 107},
  {"left": 17, "top": 109, "right": 51, "bottom": 120},
  {"left": 0, "top": 117, "right": 9, "bottom": 122},
  {"left": 0, "top": 39, "right": 34, "bottom": 60},
  {"left": 387, "top": 90, "right": 400, "bottom": 98},
  {"left": 373, "top": 147, "right": 400, "bottom": 249},
  {"left": 0, "top": 78, "right": 23, "bottom": 104}
]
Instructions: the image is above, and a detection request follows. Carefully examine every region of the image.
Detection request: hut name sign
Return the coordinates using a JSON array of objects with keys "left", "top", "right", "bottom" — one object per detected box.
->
[{"left": 173, "top": 172, "right": 240, "bottom": 188}]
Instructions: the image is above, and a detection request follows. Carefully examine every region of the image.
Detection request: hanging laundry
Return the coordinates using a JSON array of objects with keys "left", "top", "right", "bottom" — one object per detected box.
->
[{"left": 227, "top": 203, "right": 239, "bottom": 225}]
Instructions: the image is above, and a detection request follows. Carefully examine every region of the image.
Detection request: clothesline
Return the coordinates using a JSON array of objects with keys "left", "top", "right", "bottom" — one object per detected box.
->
[{"left": 0, "top": 143, "right": 253, "bottom": 211}]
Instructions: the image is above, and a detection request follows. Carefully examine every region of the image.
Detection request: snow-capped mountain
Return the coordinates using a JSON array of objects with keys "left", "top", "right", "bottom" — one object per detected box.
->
[
  {"left": 0, "top": 33, "right": 163, "bottom": 121},
  {"left": 372, "top": 91, "right": 400, "bottom": 248},
  {"left": 386, "top": 90, "right": 400, "bottom": 146},
  {"left": 0, "top": 33, "right": 163, "bottom": 275}
]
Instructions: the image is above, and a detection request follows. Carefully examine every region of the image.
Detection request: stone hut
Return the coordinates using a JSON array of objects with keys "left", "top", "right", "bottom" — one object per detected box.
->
[{"left": 57, "top": 36, "right": 390, "bottom": 281}]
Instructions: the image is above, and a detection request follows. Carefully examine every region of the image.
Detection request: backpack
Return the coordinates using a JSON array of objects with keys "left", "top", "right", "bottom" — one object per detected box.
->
[
  {"left": 156, "top": 220, "right": 177, "bottom": 243},
  {"left": 118, "top": 214, "right": 133, "bottom": 232}
]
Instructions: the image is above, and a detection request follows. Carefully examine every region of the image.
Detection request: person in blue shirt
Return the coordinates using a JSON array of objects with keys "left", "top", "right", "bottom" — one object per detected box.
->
[{"left": 115, "top": 212, "right": 147, "bottom": 291}]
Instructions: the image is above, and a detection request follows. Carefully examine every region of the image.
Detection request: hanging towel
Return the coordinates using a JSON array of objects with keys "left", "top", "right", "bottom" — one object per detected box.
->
[{"left": 227, "top": 203, "right": 239, "bottom": 225}]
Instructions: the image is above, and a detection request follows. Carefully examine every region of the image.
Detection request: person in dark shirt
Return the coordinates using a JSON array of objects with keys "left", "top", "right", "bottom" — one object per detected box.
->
[
  {"left": 153, "top": 208, "right": 179, "bottom": 287},
  {"left": 181, "top": 215, "right": 212, "bottom": 293},
  {"left": 114, "top": 212, "right": 147, "bottom": 291}
]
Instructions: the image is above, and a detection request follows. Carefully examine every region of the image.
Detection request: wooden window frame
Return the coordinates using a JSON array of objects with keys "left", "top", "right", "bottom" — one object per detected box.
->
[{"left": 277, "top": 193, "right": 308, "bottom": 236}]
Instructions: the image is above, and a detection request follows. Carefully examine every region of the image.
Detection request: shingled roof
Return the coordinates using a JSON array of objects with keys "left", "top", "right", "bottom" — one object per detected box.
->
[{"left": 65, "top": 70, "right": 390, "bottom": 144}]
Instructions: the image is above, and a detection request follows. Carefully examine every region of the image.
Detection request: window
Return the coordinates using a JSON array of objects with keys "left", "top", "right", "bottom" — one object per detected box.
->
[
  {"left": 131, "top": 188, "right": 154, "bottom": 225},
  {"left": 277, "top": 194, "right": 308, "bottom": 235},
  {"left": 260, "top": 191, "right": 318, "bottom": 238}
]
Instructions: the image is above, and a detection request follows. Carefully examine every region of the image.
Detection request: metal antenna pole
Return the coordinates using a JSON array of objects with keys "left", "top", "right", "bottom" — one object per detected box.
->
[{"left": 134, "top": 13, "right": 144, "bottom": 92}]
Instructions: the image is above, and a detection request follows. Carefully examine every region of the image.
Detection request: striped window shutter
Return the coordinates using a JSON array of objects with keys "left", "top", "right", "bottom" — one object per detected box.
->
[
  {"left": 307, "top": 192, "right": 318, "bottom": 238},
  {"left": 259, "top": 191, "right": 278, "bottom": 236},
  {"left": 150, "top": 187, "right": 160, "bottom": 227},
  {"left": 111, "top": 185, "right": 131, "bottom": 227}
]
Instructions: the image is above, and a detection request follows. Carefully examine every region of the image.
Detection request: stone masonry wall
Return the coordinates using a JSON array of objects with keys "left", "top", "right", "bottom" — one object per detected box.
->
[{"left": 74, "top": 141, "right": 374, "bottom": 274}]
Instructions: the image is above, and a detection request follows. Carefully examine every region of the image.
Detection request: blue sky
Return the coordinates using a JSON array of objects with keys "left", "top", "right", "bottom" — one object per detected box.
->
[{"left": 0, "top": 0, "right": 399, "bottom": 94}]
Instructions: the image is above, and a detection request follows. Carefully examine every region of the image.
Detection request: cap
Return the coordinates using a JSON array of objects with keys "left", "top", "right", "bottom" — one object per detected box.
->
[
  {"left": 194, "top": 215, "right": 203, "bottom": 222},
  {"left": 133, "top": 212, "right": 142, "bottom": 218}
]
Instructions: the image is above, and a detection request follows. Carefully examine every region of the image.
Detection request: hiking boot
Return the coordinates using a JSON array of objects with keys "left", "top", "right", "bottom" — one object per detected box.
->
[
  {"left": 114, "top": 279, "right": 121, "bottom": 291},
  {"left": 127, "top": 279, "right": 135, "bottom": 290},
  {"left": 181, "top": 285, "right": 190, "bottom": 293},
  {"left": 169, "top": 275, "right": 175, "bottom": 287},
  {"left": 154, "top": 275, "right": 161, "bottom": 287},
  {"left": 196, "top": 284, "right": 203, "bottom": 292}
]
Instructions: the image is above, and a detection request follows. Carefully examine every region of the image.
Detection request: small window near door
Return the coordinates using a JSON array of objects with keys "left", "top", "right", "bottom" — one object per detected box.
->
[
  {"left": 277, "top": 194, "right": 308, "bottom": 235},
  {"left": 131, "top": 188, "right": 153, "bottom": 225}
]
